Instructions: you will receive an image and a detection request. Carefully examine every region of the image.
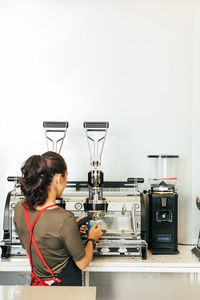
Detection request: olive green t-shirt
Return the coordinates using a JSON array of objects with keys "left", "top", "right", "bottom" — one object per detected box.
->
[{"left": 14, "top": 200, "right": 85, "bottom": 278}]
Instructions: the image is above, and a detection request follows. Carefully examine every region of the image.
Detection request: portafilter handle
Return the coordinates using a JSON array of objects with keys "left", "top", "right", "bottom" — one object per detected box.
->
[{"left": 77, "top": 214, "right": 93, "bottom": 228}]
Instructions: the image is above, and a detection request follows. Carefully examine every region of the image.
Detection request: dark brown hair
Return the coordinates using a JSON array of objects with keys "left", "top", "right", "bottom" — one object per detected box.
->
[{"left": 19, "top": 151, "right": 67, "bottom": 209}]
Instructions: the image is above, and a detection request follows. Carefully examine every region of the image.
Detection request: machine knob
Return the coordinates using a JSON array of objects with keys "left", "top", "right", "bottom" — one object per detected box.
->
[{"left": 133, "top": 203, "right": 139, "bottom": 210}]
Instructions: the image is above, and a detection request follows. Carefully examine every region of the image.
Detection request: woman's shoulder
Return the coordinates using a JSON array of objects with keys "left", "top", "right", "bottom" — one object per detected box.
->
[
  {"left": 14, "top": 199, "right": 25, "bottom": 210},
  {"left": 14, "top": 201, "right": 75, "bottom": 222},
  {"left": 55, "top": 207, "right": 74, "bottom": 219},
  {"left": 46, "top": 207, "right": 75, "bottom": 228}
]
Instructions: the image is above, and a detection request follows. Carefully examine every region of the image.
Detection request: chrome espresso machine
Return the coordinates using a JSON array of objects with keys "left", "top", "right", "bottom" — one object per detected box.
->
[{"left": 0, "top": 121, "right": 147, "bottom": 259}]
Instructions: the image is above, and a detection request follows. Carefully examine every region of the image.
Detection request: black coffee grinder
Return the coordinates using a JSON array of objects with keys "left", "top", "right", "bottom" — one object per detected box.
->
[
  {"left": 191, "top": 197, "right": 200, "bottom": 260},
  {"left": 147, "top": 155, "right": 179, "bottom": 254}
]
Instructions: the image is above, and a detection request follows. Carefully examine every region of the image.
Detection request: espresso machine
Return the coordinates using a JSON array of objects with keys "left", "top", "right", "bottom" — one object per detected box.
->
[
  {"left": 77, "top": 121, "right": 147, "bottom": 258},
  {"left": 0, "top": 121, "right": 147, "bottom": 259},
  {"left": 147, "top": 155, "right": 179, "bottom": 254}
]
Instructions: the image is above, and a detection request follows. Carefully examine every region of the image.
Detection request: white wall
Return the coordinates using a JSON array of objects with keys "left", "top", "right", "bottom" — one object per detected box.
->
[
  {"left": 0, "top": 0, "right": 198, "bottom": 244},
  {"left": 192, "top": 0, "right": 200, "bottom": 243}
]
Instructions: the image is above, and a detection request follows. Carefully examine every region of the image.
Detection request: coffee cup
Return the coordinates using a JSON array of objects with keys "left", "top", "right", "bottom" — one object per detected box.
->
[{"left": 88, "top": 220, "right": 102, "bottom": 230}]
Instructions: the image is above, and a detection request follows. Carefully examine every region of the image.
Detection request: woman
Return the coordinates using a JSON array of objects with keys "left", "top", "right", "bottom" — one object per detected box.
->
[{"left": 14, "top": 151, "right": 102, "bottom": 286}]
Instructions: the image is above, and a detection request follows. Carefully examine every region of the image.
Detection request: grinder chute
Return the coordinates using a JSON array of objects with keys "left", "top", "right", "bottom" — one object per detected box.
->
[{"left": 83, "top": 121, "right": 109, "bottom": 212}]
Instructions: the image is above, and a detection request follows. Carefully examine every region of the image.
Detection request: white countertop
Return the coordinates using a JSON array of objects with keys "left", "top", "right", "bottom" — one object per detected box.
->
[
  {"left": 1, "top": 282, "right": 200, "bottom": 300},
  {"left": 0, "top": 246, "right": 200, "bottom": 273},
  {"left": 0, "top": 286, "right": 96, "bottom": 300},
  {"left": 86, "top": 245, "right": 200, "bottom": 273}
]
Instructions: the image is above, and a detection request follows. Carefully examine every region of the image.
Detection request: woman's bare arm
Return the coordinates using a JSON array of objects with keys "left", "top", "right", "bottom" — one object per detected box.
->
[{"left": 75, "top": 241, "right": 94, "bottom": 270}]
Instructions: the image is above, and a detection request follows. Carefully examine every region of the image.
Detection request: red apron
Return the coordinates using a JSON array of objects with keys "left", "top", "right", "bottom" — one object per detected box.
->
[{"left": 24, "top": 204, "right": 62, "bottom": 286}]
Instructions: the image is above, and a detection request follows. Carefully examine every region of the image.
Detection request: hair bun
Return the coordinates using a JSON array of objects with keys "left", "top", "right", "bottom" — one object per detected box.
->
[
  {"left": 20, "top": 155, "right": 52, "bottom": 209},
  {"left": 20, "top": 151, "right": 67, "bottom": 209}
]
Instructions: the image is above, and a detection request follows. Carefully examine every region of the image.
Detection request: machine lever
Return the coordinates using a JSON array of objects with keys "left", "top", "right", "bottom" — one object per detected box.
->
[
  {"left": 83, "top": 122, "right": 109, "bottom": 130},
  {"left": 43, "top": 121, "right": 69, "bottom": 129},
  {"left": 43, "top": 121, "right": 69, "bottom": 153},
  {"left": 7, "top": 177, "right": 19, "bottom": 182}
]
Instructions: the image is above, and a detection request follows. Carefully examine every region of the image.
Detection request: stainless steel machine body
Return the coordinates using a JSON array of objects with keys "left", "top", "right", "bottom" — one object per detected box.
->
[
  {"left": 62, "top": 181, "right": 147, "bottom": 259},
  {"left": 0, "top": 180, "right": 147, "bottom": 259},
  {"left": 0, "top": 179, "right": 26, "bottom": 258}
]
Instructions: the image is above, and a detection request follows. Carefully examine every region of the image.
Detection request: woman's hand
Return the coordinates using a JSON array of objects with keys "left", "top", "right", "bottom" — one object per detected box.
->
[
  {"left": 88, "top": 222, "right": 103, "bottom": 241},
  {"left": 76, "top": 216, "right": 88, "bottom": 234},
  {"left": 75, "top": 222, "right": 102, "bottom": 271}
]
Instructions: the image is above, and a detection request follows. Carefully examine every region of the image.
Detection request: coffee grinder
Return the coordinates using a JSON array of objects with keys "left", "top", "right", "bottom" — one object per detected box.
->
[
  {"left": 191, "top": 197, "right": 200, "bottom": 260},
  {"left": 147, "top": 155, "right": 179, "bottom": 254}
]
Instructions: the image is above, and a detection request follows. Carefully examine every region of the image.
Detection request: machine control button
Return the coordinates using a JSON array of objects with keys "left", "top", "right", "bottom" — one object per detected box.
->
[{"left": 75, "top": 202, "right": 83, "bottom": 210}]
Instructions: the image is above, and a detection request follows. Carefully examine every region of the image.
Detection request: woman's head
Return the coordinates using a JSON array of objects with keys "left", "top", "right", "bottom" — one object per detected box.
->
[{"left": 19, "top": 151, "right": 67, "bottom": 209}]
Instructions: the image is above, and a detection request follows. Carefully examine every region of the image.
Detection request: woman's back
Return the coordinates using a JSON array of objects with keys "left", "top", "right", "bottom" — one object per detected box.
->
[{"left": 14, "top": 200, "right": 85, "bottom": 278}]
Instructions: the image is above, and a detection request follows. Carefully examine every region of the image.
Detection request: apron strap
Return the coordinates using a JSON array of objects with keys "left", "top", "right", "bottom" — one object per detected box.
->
[{"left": 24, "top": 204, "right": 62, "bottom": 285}]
